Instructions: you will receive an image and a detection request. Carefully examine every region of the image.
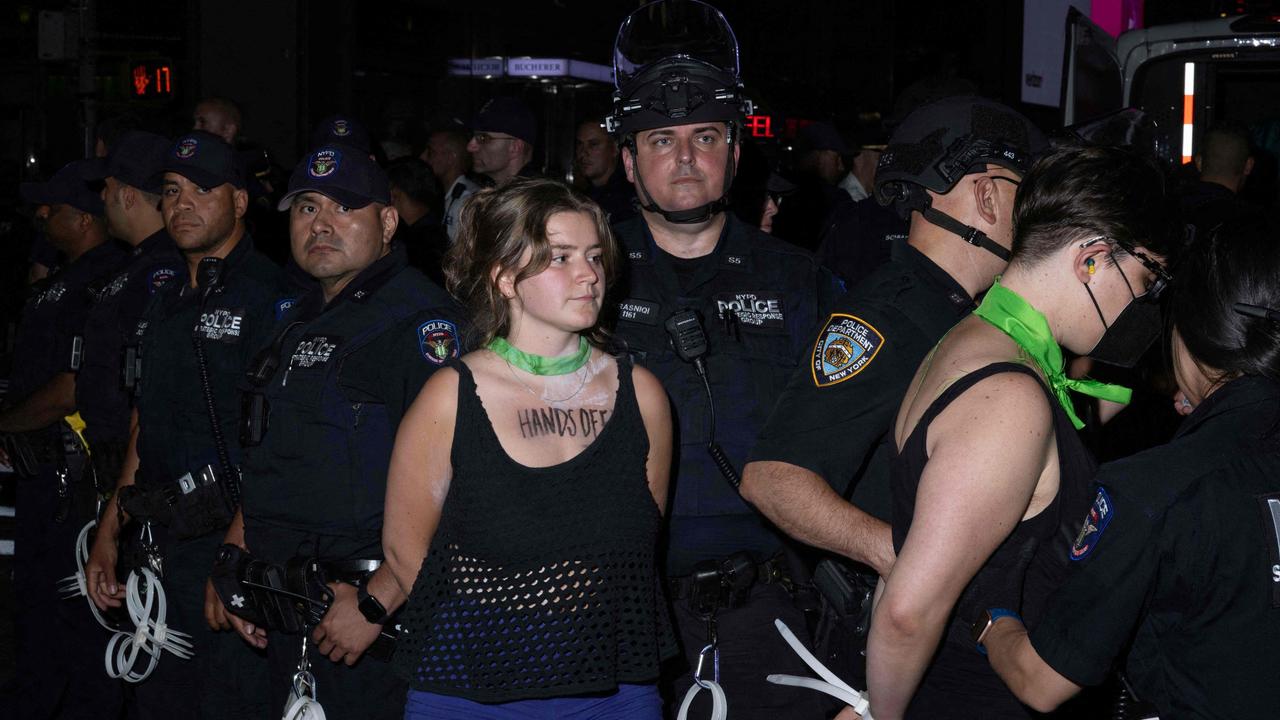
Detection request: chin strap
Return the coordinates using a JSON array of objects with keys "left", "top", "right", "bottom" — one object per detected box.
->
[
  {"left": 628, "top": 127, "right": 738, "bottom": 225},
  {"left": 920, "top": 203, "right": 1011, "bottom": 262},
  {"left": 766, "top": 618, "right": 874, "bottom": 718}
]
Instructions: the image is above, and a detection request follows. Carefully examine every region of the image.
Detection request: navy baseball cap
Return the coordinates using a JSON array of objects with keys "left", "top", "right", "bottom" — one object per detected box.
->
[
  {"left": 161, "top": 130, "right": 245, "bottom": 189},
  {"left": 277, "top": 145, "right": 390, "bottom": 211},
  {"left": 20, "top": 159, "right": 105, "bottom": 215},
  {"left": 473, "top": 97, "right": 537, "bottom": 145},
  {"left": 309, "top": 115, "right": 372, "bottom": 154},
  {"left": 82, "top": 130, "right": 171, "bottom": 194},
  {"left": 796, "top": 122, "right": 851, "bottom": 155}
]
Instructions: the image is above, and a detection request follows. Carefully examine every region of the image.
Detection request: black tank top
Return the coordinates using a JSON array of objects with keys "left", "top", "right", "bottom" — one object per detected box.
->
[
  {"left": 393, "top": 356, "right": 677, "bottom": 702},
  {"left": 890, "top": 362, "right": 1095, "bottom": 718}
]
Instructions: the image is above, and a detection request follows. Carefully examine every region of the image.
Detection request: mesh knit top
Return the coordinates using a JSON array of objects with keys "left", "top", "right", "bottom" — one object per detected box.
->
[{"left": 393, "top": 355, "right": 677, "bottom": 702}]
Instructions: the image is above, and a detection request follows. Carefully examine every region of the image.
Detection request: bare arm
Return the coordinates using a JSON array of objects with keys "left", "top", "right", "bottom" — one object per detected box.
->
[
  {"left": 633, "top": 365, "right": 672, "bottom": 515},
  {"left": 379, "top": 367, "right": 458, "bottom": 608},
  {"left": 741, "top": 460, "right": 895, "bottom": 576},
  {"left": 0, "top": 372, "right": 76, "bottom": 433},
  {"left": 982, "top": 616, "right": 1082, "bottom": 713},
  {"left": 866, "top": 373, "right": 1053, "bottom": 720}
]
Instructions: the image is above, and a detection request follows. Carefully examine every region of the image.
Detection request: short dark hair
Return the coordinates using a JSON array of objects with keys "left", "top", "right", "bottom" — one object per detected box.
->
[
  {"left": 1010, "top": 142, "right": 1181, "bottom": 267},
  {"left": 445, "top": 178, "right": 619, "bottom": 349},
  {"left": 1198, "top": 123, "right": 1252, "bottom": 178},
  {"left": 385, "top": 157, "right": 441, "bottom": 214},
  {"left": 197, "top": 96, "right": 242, "bottom": 127},
  {"left": 1172, "top": 213, "right": 1280, "bottom": 384}
]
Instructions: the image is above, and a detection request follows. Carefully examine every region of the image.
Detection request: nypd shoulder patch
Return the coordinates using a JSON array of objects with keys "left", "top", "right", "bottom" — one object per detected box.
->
[
  {"left": 811, "top": 313, "right": 884, "bottom": 387},
  {"left": 149, "top": 267, "right": 177, "bottom": 294},
  {"left": 417, "top": 319, "right": 459, "bottom": 365},
  {"left": 1070, "top": 487, "right": 1115, "bottom": 561}
]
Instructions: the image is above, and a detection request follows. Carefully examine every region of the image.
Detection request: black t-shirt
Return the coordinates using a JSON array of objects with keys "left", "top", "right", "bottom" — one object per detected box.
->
[
  {"left": 748, "top": 238, "right": 973, "bottom": 521},
  {"left": 1032, "top": 375, "right": 1280, "bottom": 719}
]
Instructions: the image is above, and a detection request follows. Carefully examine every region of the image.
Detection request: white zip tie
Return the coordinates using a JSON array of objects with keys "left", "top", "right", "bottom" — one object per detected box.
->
[
  {"left": 58, "top": 520, "right": 120, "bottom": 633},
  {"left": 103, "top": 567, "right": 194, "bottom": 682},
  {"left": 766, "top": 618, "right": 873, "bottom": 718}
]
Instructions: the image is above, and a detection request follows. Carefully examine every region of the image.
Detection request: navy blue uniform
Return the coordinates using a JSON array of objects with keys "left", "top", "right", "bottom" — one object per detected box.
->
[
  {"left": 8, "top": 240, "right": 127, "bottom": 720},
  {"left": 610, "top": 212, "right": 840, "bottom": 719},
  {"left": 240, "top": 244, "right": 463, "bottom": 720},
  {"left": 1032, "top": 375, "right": 1280, "bottom": 719},
  {"left": 128, "top": 235, "right": 284, "bottom": 719},
  {"left": 77, "top": 229, "right": 184, "bottom": 478}
]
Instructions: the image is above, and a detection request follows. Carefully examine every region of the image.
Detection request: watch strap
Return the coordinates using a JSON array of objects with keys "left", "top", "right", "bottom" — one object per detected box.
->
[{"left": 357, "top": 584, "right": 390, "bottom": 625}]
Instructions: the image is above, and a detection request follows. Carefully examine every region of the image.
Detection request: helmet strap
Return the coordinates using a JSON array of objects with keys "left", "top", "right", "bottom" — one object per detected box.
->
[{"left": 920, "top": 200, "right": 1011, "bottom": 262}]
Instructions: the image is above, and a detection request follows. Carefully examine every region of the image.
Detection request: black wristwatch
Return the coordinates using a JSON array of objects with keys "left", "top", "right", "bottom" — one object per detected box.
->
[{"left": 357, "top": 585, "right": 390, "bottom": 625}]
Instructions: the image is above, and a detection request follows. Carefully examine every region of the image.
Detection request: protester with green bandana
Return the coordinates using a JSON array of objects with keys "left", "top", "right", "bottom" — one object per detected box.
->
[
  {"left": 381, "top": 178, "right": 677, "bottom": 718},
  {"left": 862, "top": 144, "right": 1178, "bottom": 720}
]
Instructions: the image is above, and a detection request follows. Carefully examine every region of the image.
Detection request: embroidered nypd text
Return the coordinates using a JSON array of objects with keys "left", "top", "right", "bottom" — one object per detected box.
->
[
  {"left": 194, "top": 307, "right": 246, "bottom": 342},
  {"left": 811, "top": 313, "right": 884, "bottom": 387},
  {"left": 715, "top": 291, "right": 785, "bottom": 329},
  {"left": 290, "top": 335, "right": 341, "bottom": 369}
]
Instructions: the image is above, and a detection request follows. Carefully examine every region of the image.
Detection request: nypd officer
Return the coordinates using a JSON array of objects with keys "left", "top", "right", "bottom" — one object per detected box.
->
[
  {"left": 604, "top": 2, "right": 842, "bottom": 716},
  {"left": 740, "top": 97, "right": 1045, "bottom": 686},
  {"left": 211, "top": 145, "right": 463, "bottom": 719},
  {"left": 78, "top": 131, "right": 185, "bottom": 517},
  {"left": 2, "top": 159, "right": 127, "bottom": 719},
  {"left": 84, "top": 130, "right": 281, "bottom": 718},
  {"left": 979, "top": 216, "right": 1280, "bottom": 718}
]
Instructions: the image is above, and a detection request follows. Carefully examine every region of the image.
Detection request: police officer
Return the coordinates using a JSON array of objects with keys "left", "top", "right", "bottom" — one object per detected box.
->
[
  {"left": 78, "top": 131, "right": 185, "bottom": 516},
  {"left": 211, "top": 145, "right": 463, "bottom": 719},
  {"left": 84, "top": 130, "right": 282, "bottom": 718},
  {"left": 604, "top": 2, "right": 842, "bottom": 716},
  {"left": 2, "top": 158, "right": 127, "bottom": 720},
  {"left": 740, "top": 97, "right": 1045, "bottom": 686},
  {"left": 978, "top": 216, "right": 1280, "bottom": 719}
]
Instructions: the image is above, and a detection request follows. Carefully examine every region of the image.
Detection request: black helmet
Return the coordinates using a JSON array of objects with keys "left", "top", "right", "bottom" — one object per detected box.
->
[
  {"left": 874, "top": 95, "right": 1047, "bottom": 260},
  {"left": 605, "top": 0, "right": 752, "bottom": 138}
]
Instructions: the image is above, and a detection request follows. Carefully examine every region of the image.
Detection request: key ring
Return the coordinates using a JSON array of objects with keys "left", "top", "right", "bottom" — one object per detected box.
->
[{"left": 677, "top": 643, "right": 728, "bottom": 720}]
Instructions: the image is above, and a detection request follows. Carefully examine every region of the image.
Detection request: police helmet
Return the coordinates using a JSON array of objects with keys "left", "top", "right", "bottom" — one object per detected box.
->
[
  {"left": 605, "top": 0, "right": 752, "bottom": 139},
  {"left": 874, "top": 96, "right": 1047, "bottom": 216}
]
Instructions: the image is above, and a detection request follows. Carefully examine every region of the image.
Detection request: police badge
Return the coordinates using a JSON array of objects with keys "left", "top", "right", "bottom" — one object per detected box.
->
[{"left": 417, "top": 319, "right": 459, "bottom": 365}]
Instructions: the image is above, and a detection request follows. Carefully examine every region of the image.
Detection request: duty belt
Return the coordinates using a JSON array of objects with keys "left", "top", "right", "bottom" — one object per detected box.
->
[
  {"left": 668, "top": 552, "right": 791, "bottom": 615},
  {"left": 116, "top": 464, "right": 236, "bottom": 540}
]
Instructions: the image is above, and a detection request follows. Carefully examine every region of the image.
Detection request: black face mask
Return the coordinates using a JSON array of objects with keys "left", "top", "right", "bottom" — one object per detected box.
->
[{"left": 1084, "top": 261, "right": 1162, "bottom": 368}]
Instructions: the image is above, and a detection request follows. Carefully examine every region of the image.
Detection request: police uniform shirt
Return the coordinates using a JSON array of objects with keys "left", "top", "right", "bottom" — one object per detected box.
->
[
  {"left": 1030, "top": 375, "right": 1280, "bottom": 718},
  {"left": 611, "top": 212, "right": 843, "bottom": 574},
  {"left": 10, "top": 240, "right": 127, "bottom": 404},
  {"left": 748, "top": 238, "right": 974, "bottom": 521},
  {"left": 133, "top": 235, "right": 288, "bottom": 487},
  {"left": 76, "top": 229, "right": 184, "bottom": 446},
  {"left": 240, "top": 243, "right": 464, "bottom": 560}
]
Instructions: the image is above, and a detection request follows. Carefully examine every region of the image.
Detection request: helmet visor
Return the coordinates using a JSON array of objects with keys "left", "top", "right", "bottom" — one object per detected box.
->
[{"left": 613, "top": 0, "right": 740, "bottom": 89}]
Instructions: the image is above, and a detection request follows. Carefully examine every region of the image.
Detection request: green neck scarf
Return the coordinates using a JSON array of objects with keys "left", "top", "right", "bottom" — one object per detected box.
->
[
  {"left": 487, "top": 336, "right": 591, "bottom": 376},
  {"left": 973, "top": 278, "right": 1131, "bottom": 429}
]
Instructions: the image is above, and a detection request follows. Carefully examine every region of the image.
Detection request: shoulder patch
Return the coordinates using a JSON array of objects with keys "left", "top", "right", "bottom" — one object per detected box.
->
[
  {"left": 1070, "top": 487, "right": 1115, "bottom": 561},
  {"left": 811, "top": 313, "right": 884, "bottom": 387},
  {"left": 274, "top": 297, "right": 297, "bottom": 320},
  {"left": 417, "top": 319, "right": 459, "bottom": 365},
  {"left": 149, "top": 267, "right": 177, "bottom": 294}
]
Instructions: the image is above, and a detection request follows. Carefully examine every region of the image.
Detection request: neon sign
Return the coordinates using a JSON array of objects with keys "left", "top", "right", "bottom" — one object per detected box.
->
[
  {"left": 745, "top": 115, "right": 774, "bottom": 138},
  {"left": 131, "top": 63, "right": 173, "bottom": 97}
]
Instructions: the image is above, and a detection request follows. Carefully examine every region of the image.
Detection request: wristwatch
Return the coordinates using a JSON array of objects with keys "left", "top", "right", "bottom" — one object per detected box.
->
[
  {"left": 971, "top": 608, "right": 1021, "bottom": 654},
  {"left": 357, "top": 585, "right": 390, "bottom": 625}
]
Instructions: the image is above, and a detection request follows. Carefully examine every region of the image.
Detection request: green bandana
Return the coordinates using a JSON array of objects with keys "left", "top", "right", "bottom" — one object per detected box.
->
[
  {"left": 488, "top": 336, "right": 591, "bottom": 376},
  {"left": 973, "top": 278, "right": 1131, "bottom": 429}
]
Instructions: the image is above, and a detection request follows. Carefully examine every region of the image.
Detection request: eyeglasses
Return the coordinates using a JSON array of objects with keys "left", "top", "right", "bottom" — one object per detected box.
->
[
  {"left": 472, "top": 133, "right": 516, "bottom": 145},
  {"left": 1080, "top": 236, "right": 1172, "bottom": 300}
]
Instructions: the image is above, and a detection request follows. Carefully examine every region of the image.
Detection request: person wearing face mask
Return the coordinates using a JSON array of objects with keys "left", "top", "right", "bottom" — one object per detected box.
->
[
  {"left": 860, "top": 143, "right": 1179, "bottom": 720},
  {"left": 977, "top": 213, "right": 1280, "bottom": 718}
]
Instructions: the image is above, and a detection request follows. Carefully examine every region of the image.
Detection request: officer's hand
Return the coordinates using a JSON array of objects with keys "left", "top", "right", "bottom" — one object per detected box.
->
[
  {"left": 85, "top": 527, "right": 124, "bottom": 611},
  {"left": 204, "top": 578, "right": 232, "bottom": 631},
  {"left": 312, "top": 582, "right": 381, "bottom": 666},
  {"left": 228, "top": 611, "right": 268, "bottom": 650}
]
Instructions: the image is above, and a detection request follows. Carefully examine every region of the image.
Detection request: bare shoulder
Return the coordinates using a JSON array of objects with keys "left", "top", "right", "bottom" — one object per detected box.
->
[
  {"left": 413, "top": 364, "right": 460, "bottom": 422},
  {"left": 630, "top": 362, "right": 671, "bottom": 422}
]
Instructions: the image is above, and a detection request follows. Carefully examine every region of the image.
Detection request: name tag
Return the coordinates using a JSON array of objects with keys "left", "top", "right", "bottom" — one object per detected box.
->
[{"left": 618, "top": 298, "right": 660, "bottom": 326}]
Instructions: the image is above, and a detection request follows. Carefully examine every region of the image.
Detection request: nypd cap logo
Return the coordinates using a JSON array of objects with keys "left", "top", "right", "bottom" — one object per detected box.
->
[
  {"left": 1070, "top": 487, "right": 1114, "bottom": 561},
  {"left": 175, "top": 138, "right": 198, "bottom": 159},
  {"left": 309, "top": 149, "right": 340, "bottom": 178},
  {"left": 418, "top": 319, "right": 459, "bottom": 365},
  {"left": 811, "top": 313, "right": 884, "bottom": 387}
]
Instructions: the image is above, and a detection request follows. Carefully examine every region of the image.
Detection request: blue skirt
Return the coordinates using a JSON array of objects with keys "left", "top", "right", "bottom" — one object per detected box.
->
[{"left": 404, "top": 683, "right": 661, "bottom": 719}]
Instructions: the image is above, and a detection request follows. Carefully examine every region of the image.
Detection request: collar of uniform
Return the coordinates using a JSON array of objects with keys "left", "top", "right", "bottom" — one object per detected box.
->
[
  {"left": 58, "top": 240, "right": 123, "bottom": 283},
  {"left": 299, "top": 241, "right": 408, "bottom": 316},
  {"left": 134, "top": 227, "right": 174, "bottom": 257},
  {"left": 633, "top": 213, "right": 750, "bottom": 271},
  {"left": 893, "top": 238, "right": 973, "bottom": 312},
  {"left": 177, "top": 233, "right": 256, "bottom": 298},
  {"left": 1174, "top": 375, "right": 1280, "bottom": 441}
]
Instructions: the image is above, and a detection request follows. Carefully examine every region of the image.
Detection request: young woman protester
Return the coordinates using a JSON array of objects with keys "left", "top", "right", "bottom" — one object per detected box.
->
[
  {"left": 978, "top": 214, "right": 1280, "bottom": 718},
  {"left": 378, "top": 178, "right": 676, "bottom": 719},
  {"left": 862, "top": 144, "right": 1180, "bottom": 720}
]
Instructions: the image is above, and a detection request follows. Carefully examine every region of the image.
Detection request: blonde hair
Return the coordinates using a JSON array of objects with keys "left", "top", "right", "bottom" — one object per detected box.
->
[{"left": 445, "top": 177, "right": 620, "bottom": 348}]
